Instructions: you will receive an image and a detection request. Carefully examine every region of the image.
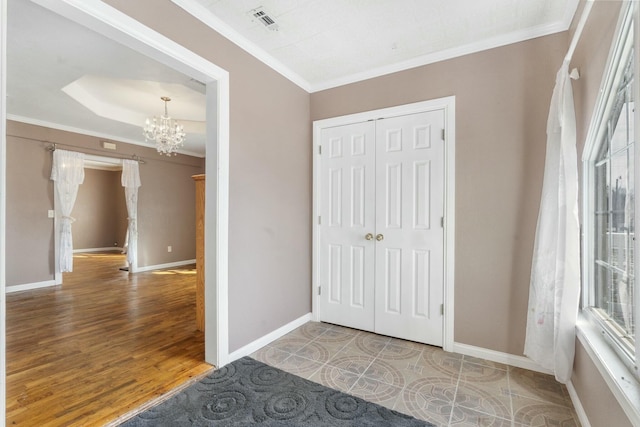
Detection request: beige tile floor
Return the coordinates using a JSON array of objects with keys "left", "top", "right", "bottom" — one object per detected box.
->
[{"left": 251, "top": 321, "right": 580, "bottom": 426}]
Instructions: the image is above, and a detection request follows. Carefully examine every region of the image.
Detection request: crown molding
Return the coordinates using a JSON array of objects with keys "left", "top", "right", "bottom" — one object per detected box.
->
[
  {"left": 171, "top": 0, "right": 311, "bottom": 92},
  {"left": 310, "top": 18, "right": 575, "bottom": 92},
  {"left": 6, "top": 114, "right": 205, "bottom": 158},
  {"left": 172, "top": 0, "right": 580, "bottom": 93}
]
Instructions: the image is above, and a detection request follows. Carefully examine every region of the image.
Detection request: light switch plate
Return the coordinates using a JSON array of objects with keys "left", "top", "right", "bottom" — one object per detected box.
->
[{"left": 48, "top": 210, "right": 55, "bottom": 218}]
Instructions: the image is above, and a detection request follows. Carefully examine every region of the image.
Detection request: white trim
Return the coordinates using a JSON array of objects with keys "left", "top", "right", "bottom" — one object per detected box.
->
[
  {"left": 7, "top": 114, "right": 204, "bottom": 158},
  {"left": 6, "top": 280, "right": 57, "bottom": 294},
  {"left": 22, "top": 0, "right": 230, "bottom": 370},
  {"left": 171, "top": 0, "right": 579, "bottom": 93},
  {"left": 227, "top": 313, "right": 312, "bottom": 363},
  {"left": 73, "top": 247, "right": 123, "bottom": 253},
  {"left": 451, "top": 342, "right": 553, "bottom": 375},
  {"left": 566, "top": 380, "right": 591, "bottom": 427},
  {"left": 310, "top": 20, "right": 575, "bottom": 92},
  {"left": 564, "top": 0, "right": 593, "bottom": 63},
  {"left": 635, "top": 0, "right": 640, "bottom": 376},
  {"left": 576, "top": 317, "right": 640, "bottom": 426},
  {"left": 443, "top": 98, "right": 456, "bottom": 353},
  {"left": 311, "top": 97, "right": 455, "bottom": 352},
  {"left": 578, "top": 6, "right": 639, "bottom": 422},
  {"left": 580, "top": 3, "right": 634, "bottom": 164},
  {"left": 0, "top": 0, "right": 7, "bottom": 422},
  {"left": 134, "top": 259, "right": 196, "bottom": 273},
  {"left": 170, "top": 0, "right": 310, "bottom": 92}
]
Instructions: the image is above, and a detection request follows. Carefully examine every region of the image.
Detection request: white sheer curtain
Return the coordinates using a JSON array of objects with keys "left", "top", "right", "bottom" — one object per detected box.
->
[
  {"left": 523, "top": 60, "right": 581, "bottom": 384},
  {"left": 50, "top": 149, "right": 85, "bottom": 273},
  {"left": 121, "top": 160, "right": 141, "bottom": 267}
]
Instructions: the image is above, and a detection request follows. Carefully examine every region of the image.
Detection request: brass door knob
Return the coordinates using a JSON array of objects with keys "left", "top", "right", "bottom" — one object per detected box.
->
[
  {"left": 376, "top": 234, "right": 384, "bottom": 241},
  {"left": 365, "top": 233, "right": 374, "bottom": 241}
]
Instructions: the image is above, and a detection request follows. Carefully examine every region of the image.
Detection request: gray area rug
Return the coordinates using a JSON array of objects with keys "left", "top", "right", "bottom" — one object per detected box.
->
[{"left": 120, "top": 356, "right": 435, "bottom": 426}]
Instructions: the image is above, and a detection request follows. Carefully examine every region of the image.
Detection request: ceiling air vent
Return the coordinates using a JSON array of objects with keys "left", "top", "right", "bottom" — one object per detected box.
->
[{"left": 251, "top": 7, "right": 279, "bottom": 31}]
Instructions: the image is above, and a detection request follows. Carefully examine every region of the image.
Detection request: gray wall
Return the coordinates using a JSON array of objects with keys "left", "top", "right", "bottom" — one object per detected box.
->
[
  {"left": 104, "top": 0, "right": 312, "bottom": 352},
  {"left": 311, "top": 33, "right": 567, "bottom": 356},
  {"left": 74, "top": 168, "right": 127, "bottom": 250},
  {"left": 6, "top": 120, "right": 204, "bottom": 287},
  {"left": 570, "top": 1, "right": 632, "bottom": 426}
]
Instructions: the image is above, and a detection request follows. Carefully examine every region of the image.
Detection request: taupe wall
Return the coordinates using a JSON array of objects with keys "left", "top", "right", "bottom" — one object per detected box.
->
[
  {"left": 74, "top": 168, "right": 127, "bottom": 250},
  {"left": 311, "top": 34, "right": 567, "bottom": 355},
  {"left": 104, "top": 0, "right": 312, "bottom": 352},
  {"left": 6, "top": 130, "right": 54, "bottom": 286},
  {"left": 6, "top": 120, "right": 204, "bottom": 287},
  {"left": 569, "top": 1, "right": 632, "bottom": 426}
]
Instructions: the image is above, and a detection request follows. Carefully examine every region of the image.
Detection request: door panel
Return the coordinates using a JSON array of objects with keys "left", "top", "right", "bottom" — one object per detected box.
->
[
  {"left": 318, "top": 109, "right": 445, "bottom": 347},
  {"left": 319, "top": 121, "right": 376, "bottom": 331},
  {"left": 374, "top": 111, "right": 445, "bottom": 345}
]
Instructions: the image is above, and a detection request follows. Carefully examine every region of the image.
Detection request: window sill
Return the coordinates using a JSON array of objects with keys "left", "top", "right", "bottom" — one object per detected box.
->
[{"left": 576, "top": 314, "right": 640, "bottom": 426}]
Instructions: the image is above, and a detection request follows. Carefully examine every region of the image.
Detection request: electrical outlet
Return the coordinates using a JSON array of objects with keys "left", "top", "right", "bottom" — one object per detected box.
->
[
  {"left": 167, "top": 246, "right": 172, "bottom": 253},
  {"left": 47, "top": 210, "right": 55, "bottom": 219}
]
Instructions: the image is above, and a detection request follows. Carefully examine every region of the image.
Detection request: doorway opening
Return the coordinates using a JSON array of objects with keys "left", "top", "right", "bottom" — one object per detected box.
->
[
  {"left": 59, "top": 153, "right": 129, "bottom": 281},
  {"left": 0, "top": 0, "right": 231, "bottom": 422}
]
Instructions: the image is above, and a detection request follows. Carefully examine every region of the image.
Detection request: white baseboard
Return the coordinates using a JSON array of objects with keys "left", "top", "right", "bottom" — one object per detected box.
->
[
  {"left": 228, "top": 313, "right": 313, "bottom": 363},
  {"left": 73, "top": 247, "right": 123, "bottom": 253},
  {"left": 566, "top": 380, "right": 591, "bottom": 427},
  {"left": 452, "top": 342, "right": 553, "bottom": 375},
  {"left": 135, "top": 259, "right": 196, "bottom": 273},
  {"left": 6, "top": 279, "right": 58, "bottom": 293}
]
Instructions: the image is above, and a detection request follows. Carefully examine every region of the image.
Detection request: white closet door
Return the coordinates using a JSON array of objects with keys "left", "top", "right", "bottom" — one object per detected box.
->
[
  {"left": 319, "top": 121, "right": 376, "bottom": 331},
  {"left": 374, "top": 110, "right": 445, "bottom": 346}
]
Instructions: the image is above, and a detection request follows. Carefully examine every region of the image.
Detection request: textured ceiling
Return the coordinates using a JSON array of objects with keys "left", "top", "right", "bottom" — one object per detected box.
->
[{"left": 173, "top": 0, "right": 579, "bottom": 91}]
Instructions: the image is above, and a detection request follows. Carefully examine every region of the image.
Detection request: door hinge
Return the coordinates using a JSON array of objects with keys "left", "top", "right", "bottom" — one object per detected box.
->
[
  {"left": 441, "top": 217, "right": 444, "bottom": 228},
  {"left": 441, "top": 128, "right": 445, "bottom": 140},
  {"left": 440, "top": 304, "right": 444, "bottom": 315},
  {"left": 318, "top": 286, "right": 322, "bottom": 296},
  {"left": 318, "top": 145, "right": 322, "bottom": 155},
  {"left": 318, "top": 216, "right": 322, "bottom": 225}
]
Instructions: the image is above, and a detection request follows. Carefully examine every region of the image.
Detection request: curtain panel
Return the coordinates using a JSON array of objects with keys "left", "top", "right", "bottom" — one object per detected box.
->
[
  {"left": 50, "top": 149, "right": 85, "bottom": 273},
  {"left": 524, "top": 61, "right": 581, "bottom": 384},
  {"left": 121, "top": 159, "right": 141, "bottom": 267}
]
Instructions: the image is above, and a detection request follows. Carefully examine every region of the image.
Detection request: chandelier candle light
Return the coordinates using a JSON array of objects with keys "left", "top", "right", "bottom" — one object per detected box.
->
[{"left": 143, "top": 96, "right": 186, "bottom": 156}]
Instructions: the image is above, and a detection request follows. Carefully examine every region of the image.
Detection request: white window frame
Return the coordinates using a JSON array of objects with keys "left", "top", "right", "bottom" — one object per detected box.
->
[{"left": 580, "top": 2, "right": 640, "bottom": 423}]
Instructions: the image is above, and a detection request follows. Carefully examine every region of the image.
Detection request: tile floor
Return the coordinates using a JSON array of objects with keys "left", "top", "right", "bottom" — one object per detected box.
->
[{"left": 251, "top": 321, "right": 580, "bottom": 426}]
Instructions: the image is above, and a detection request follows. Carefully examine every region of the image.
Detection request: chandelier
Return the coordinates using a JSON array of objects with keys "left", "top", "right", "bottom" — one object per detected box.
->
[{"left": 143, "top": 96, "right": 186, "bottom": 156}]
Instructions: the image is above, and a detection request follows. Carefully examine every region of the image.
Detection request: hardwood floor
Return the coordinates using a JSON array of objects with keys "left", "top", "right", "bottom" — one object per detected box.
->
[{"left": 6, "top": 252, "right": 213, "bottom": 426}]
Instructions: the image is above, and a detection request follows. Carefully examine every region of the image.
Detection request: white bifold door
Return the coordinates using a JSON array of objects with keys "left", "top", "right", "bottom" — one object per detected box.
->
[{"left": 319, "top": 110, "right": 445, "bottom": 346}]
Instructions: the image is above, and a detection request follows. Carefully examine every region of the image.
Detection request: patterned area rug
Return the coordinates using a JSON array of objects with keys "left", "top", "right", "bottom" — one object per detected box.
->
[{"left": 120, "top": 356, "right": 434, "bottom": 426}]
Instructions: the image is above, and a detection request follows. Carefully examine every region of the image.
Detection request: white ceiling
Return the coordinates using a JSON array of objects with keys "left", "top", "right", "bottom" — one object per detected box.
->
[
  {"left": 7, "top": 0, "right": 578, "bottom": 155},
  {"left": 7, "top": 0, "right": 207, "bottom": 157},
  {"left": 173, "top": 0, "right": 579, "bottom": 91}
]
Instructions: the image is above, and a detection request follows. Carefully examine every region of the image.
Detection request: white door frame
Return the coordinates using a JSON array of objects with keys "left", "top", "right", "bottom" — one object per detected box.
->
[
  {"left": 0, "top": 1, "right": 230, "bottom": 424},
  {"left": 312, "top": 97, "right": 456, "bottom": 352}
]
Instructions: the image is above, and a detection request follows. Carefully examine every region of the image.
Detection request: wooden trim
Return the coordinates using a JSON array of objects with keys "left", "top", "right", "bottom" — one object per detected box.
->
[{"left": 193, "top": 174, "right": 205, "bottom": 331}]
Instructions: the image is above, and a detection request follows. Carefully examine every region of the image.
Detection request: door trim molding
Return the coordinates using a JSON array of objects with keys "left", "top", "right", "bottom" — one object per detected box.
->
[{"left": 311, "top": 97, "right": 456, "bottom": 352}]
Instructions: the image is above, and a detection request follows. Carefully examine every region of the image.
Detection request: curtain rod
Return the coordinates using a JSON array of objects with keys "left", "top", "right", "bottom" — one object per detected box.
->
[
  {"left": 565, "top": 1, "right": 594, "bottom": 64},
  {"left": 45, "top": 142, "right": 146, "bottom": 164}
]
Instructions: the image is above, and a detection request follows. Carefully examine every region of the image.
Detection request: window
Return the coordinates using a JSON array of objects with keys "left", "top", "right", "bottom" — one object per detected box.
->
[{"left": 584, "top": 3, "right": 639, "bottom": 377}]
